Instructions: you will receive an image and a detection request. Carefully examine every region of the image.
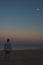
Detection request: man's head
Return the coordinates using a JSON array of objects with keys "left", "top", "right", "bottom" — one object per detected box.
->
[{"left": 7, "top": 38, "right": 10, "bottom": 42}]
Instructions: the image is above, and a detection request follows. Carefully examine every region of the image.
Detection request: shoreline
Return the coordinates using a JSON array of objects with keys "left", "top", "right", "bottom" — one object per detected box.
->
[{"left": 0, "top": 47, "right": 43, "bottom": 50}]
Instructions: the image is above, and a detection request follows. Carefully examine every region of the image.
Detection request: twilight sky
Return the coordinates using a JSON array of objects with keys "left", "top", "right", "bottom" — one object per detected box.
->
[{"left": 0, "top": 0, "right": 43, "bottom": 42}]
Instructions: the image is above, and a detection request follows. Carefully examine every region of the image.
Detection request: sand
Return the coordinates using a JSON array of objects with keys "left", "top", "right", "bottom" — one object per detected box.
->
[{"left": 0, "top": 49, "right": 43, "bottom": 65}]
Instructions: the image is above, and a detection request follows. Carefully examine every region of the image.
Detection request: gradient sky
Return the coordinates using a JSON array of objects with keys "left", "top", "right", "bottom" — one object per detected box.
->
[{"left": 0, "top": 0, "right": 43, "bottom": 42}]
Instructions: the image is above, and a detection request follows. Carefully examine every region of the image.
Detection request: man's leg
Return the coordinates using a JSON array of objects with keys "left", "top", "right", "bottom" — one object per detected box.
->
[
  {"left": 7, "top": 51, "right": 10, "bottom": 61},
  {"left": 4, "top": 51, "right": 7, "bottom": 61}
]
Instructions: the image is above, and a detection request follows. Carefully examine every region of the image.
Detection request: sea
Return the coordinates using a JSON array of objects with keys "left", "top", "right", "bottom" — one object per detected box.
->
[{"left": 0, "top": 41, "right": 43, "bottom": 50}]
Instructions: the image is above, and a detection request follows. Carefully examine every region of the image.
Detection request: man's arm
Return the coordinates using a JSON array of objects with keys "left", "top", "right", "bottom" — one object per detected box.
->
[
  {"left": 4, "top": 44, "right": 6, "bottom": 51},
  {"left": 10, "top": 43, "right": 12, "bottom": 51}
]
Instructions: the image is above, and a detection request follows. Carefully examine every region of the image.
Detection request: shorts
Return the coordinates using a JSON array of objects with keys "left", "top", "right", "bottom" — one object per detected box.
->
[{"left": 5, "top": 51, "right": 10, "bottom": 54}]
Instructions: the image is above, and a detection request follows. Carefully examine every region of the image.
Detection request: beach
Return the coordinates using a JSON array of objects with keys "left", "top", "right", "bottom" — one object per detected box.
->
[{"left": 0, "top": 49, "right": 43, "bottom": 65}]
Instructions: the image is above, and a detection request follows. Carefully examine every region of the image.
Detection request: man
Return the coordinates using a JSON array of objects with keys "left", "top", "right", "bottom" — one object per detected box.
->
[{"left": 4, "top": 39, "right": 12, "bottom": 60}]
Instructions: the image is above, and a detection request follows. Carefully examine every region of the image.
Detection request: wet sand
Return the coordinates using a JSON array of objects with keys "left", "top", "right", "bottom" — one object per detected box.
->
[{"left": 0, "top": 49, "right": 43, "bottom": 65}]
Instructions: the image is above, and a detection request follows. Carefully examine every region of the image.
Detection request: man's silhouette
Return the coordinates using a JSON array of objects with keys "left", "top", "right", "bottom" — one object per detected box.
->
[{"left": 4, "top": 39, "right": 12, "bottom": 60}]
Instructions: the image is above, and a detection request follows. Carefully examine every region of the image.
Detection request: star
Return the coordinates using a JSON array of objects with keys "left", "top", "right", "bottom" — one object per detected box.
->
[
  {"left": 36, "top": 8, "right": 40, "bottom": 11},
  {"left": 34, "top": 8, "right": 40, "bottom": 16}
]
